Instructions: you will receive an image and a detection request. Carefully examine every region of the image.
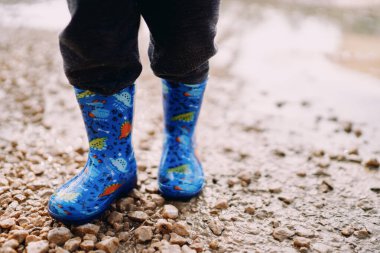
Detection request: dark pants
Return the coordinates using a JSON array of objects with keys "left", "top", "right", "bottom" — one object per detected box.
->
[{"left": 60, "top": 0, "right": 220, "bottom": 95}]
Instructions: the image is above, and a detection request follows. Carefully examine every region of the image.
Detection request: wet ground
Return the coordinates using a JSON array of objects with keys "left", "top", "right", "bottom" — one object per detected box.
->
[{"left": 0, "top": 0, "right": 379, "bottom": 252}]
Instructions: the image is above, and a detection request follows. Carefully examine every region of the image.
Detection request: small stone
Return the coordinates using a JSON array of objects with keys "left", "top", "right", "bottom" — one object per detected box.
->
[
  {"left": 278, "top": 195, "right": 294, "bottom": 204},
  {"left": 269, "top": 185, "right": 282, "bottom": 194},
  {"left": 80, "top": 240, "right": 95, "bottom": 251},
  {"left": 341, "top": 226, "right": 354, "bottom": 237},
  {"left": 26, "top": 240, "right": 49, "bottom": 253},
  {"left": 74, "top": 224, "right": 100, "bottom": 235},
  {"left": 84, "top": 234, "right": 98, "bottom": 243},
  {"left": 342, "top": 121, "right": 353, "bottom": 133},
  {"left": 208, "top": 219, "right": 224, "bottom": 236},
  {"left": 162, "top": 205, "right": 179, "bottom": 219},
  {"left": 357, "top": 198, "right": 374, "bottom": 211},
  {"left": 319, "top": 179, "right": 333, "bottom": 193},
  {"left": 116, "top": 197, "right": 134, "bottom": 211},
  {"left": 0, "top": 218, "right": 15, "bottom": 229},
  {"left": 25, "top": 235, "right": 41, "bottom": 245},
  {"left": 156, "top": 219, "right": 173, "bottom": 234},
  {"left": 159, "top": 240, "right": 181, "bottom": 253},
  {"left": 354, "top": 228, "right": 370, "bottom": 239},
  {"left": 182, "top": 245, "right": 196, "bottom": 253},
  {"left": 364, "top": 158, "right": 379, "bottom": 169},
  {"left": 296, "top": 171, "right": 307, "bottom": 177},
  {"left": 294, "top": 226, "right": 314, "bottom": 238},
  {"left": 169, "top": 233, "right": 187, "bottom": 246},
  {"left": 9, "top": 229, "right": 28, "bottom": 243},
  {"left": 145, "top": 183, "right": 158, "bottom": 193},
  {"left": 293, "top": 237, "right": 311, "bottom": 248},
  {"left": 272, "top": 227, "right": 294, "bottom": 242},
  {"left": 3, "top": 239, "right": 19, "bottom": 249},
  {"left": 95, "top": 237, "right": 119, "bottom": 253},
  {"left": 134, "top": 226, "right": 153, "bottom": 242},
  {"left": 128, "top": 211, "right": 148, "bottom": 222},
  {"left": 150, "top": 194, "right": 165, "bottom": 206},
  {"left": 173, "top": 221, "right": 190, "bottom": 236},
  {"left": 237, "top": 171, "right": 252, "bottom": 184},
  {"left": 213, "top": 198, "right": 229, "bottom": 209},
  {"left": 47, "top": 227, "right": 73, "bottom": 245},
  {"left": 107, "top": 211, "right": 123, "bottom": 225},
  {"left": 0, "top": 247, "right": 17, "bottom": 253},
  {"left": 244, "top": 206, "right": 255, "bottom": 215},
  {"left": 190, "top": 242, "right": 204, "bottom": 252},
  {"left": 117, "top": 231, "right": 129, "bottom": 242},
  {"left": 64, "top": 237, "right": 81, "bottom": 252},
  {"left": 209, "top": 240, "right": 219, "bottom": 250},
  {"left": 55, "top": 247, "right": 69, "bottom": 253}
]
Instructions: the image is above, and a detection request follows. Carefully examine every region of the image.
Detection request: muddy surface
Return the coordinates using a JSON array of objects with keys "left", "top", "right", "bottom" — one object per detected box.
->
[{"left": 0, "top": 1, "right": 380, "bottom": 253}]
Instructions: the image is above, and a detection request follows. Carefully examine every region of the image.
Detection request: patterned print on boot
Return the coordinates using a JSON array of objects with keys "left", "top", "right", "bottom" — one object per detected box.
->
[
  {"left": 48, "top": 85, "right": 137, "bottom": 224},
  {"left": 159, "top": 79, "right": 207, "bottom": 199}
]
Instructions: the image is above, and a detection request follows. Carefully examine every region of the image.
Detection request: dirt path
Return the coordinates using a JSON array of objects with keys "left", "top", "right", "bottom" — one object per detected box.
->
[{"left": 1, "top": 1, "right": 380, "bottom": 253}]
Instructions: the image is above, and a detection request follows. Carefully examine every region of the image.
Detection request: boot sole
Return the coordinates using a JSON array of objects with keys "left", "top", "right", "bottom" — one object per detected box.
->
[{"left": 48, "top": 175, "right": 137, "bottom": 225}]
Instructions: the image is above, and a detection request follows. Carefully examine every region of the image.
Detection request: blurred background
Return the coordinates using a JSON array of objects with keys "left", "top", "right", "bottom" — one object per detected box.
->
[{"left": 0, "top": 0, "right": 379, "bottom": 252}]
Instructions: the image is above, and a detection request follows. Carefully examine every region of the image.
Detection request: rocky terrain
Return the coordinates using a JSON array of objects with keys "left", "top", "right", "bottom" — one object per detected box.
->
[{"left": 0, "top": 1, "right": 380, "bottom": 253}]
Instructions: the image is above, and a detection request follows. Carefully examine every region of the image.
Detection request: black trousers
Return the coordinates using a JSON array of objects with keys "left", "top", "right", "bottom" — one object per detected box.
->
[{"left": 60, "top": 0, "right": 220, "bottom": 95}]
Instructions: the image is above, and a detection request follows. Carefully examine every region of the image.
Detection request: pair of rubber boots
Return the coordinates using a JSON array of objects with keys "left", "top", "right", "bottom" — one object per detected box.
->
[{"left": 48, "top": 80, "right": 206, "bottom": 224}]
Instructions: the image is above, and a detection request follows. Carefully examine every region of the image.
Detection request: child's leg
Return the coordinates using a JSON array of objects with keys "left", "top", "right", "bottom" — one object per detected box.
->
[
  {"left": 59, "top": 0, "right": 141, "bottom": 95},
  {"left": 139, "top": 0, "right": 220, "bottom": 198},
  {"left": 49, "top": 0, "right": 141, "bottom": 224}
]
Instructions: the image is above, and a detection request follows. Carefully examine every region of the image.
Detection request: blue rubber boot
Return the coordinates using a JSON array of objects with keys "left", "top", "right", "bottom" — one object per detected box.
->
[
  {"left": 159, "top": 79, "right": 207, "bottom": 199},
  {"left": 48, "top": 85, "right": 137, "bottom": 224}
]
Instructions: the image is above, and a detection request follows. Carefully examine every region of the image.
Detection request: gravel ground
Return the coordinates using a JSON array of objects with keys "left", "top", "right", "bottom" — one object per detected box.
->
[{"left": 0, "top": 2, "right": 380, "bottom": 252}]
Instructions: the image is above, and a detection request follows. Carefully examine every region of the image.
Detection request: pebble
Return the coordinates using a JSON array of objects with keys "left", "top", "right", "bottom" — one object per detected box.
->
[
  {"left": 84, "top": 234, "right": 98, "bottom": 243},
  {"left": 95, "top": 237, "right": 119, "bottom": 253},
  {"left": 244, "top": 206, "right": 255, "bottom": 215},
  {"left": 26, "top": 240, "right": 49, "bottom": 253},
  {"left": 55, "top": 247, "right": 69, "bottom": 253},
  {"left": 63, "top": 237, "right": 81, "bottom": 252},
  {"left": 354, "top": 228, "right": 370, "bottom": 239},
  {"left": 128, "top": 211, "right": 148, "bottom": 222},
  {"left": 278, "top": 195, "right": 294, "bottom": 204},
  {"left": 25, "top": 235, "right": 40, "bottom": 245},
  {"left": 340, "top": 226, "right": 354, "bottom": 237},
  {"left": 150, "top": 194, "right": 165, "bottom": 207},
  {"left": 190, "top": 242, "right": 204, "bottom": 252},
  {"left": 293, "top": 237, "right": 311, "bottom": 248},
  {"left": 213, "top": 198, "right": 229, "bottom": 209},
  {"left": 74, "top": 224, "right": 100, "bottom": 235},
  {"left": 237, "top": 171, "right": 252, "bottom": 184},
  {"left": 159, "top": 241, "right": 181, "bottom": 253},
  {"left": 312, "top": 243, "right": 332, "bottom": 253},
  {"left": 3, "top": 239, "right": 19, "bottom": 249},
  {"left": 9, "top": 229, "right": 28, "bottom": 243},
  {"left": 47, "top": 227, "right": 73, "bottom": 245},
  {"left": 162, "top": 205, "right": 179, "bottom": 219},
  {"left": 269, "top": 185, "right": 282, "bottom": 194},
  {"left": 364, "top": 158, "right": 379, "bottom": 169},
  {"left": 208, "top": 219, "right": 224, "bottom": 236},
  {"left": 156, "top": 219, "right": 173, "bottom": 234},
  {"left": 272, "top": 227, "right": 295, "bottom": 242},
  {"left": 80, "top": 240, "right": 95, "bottom": 251},
  {"left": 182, "top": 245, "right": 196, "bottom": 253},
  {"left": 173, "top": 221, "right": 190, "bottom": 237},
  {"left": 169, "top": 233, "right": 187, "bottom": 246},
  {"left": 0, "top": 218, "right": 15, "bottom": 229},
  {"left": 134, "top": 226, "right": 153, "bottom": 242},
  {"left": 209, "top": 240, "right": 219, "bottom": 250},
  {"left": 107, "top": 211, "right": 123, "bottom": 225}
]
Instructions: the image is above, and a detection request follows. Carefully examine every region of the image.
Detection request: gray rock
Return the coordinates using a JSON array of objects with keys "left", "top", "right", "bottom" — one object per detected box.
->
[{"left": 272, "top": 227, "right": 294, "bottom": 241}]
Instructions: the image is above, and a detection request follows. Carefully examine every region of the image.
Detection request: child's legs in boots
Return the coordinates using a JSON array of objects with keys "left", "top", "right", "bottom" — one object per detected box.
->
[
  {"left": 139, "top": 0, "right": 221, "bottom": 198},
  {"left": 49, "top": 0, "right": 141, "bottom": 224}
]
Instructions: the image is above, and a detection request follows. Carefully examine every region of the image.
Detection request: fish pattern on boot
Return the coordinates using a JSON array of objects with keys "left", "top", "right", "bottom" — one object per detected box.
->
[
  {"left": 48, "top": 85, "right": 137, "bottom": 224},
  {"left": 159, "top": 79, "right": 207, "bottom": 199}
]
